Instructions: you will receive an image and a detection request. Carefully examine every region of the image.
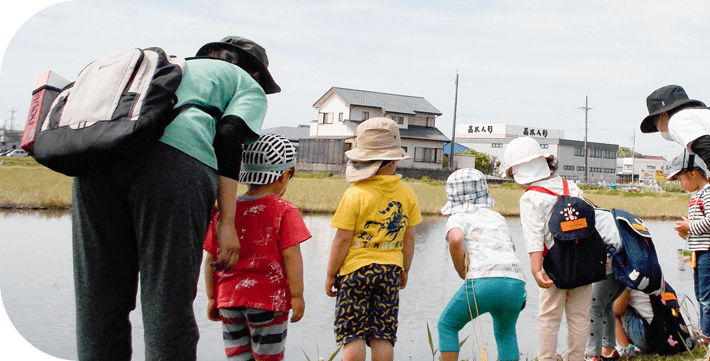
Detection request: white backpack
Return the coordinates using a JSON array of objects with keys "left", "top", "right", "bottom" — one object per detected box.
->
[{"left": 25, "top": 47, "right": 187, "bottom": 176}]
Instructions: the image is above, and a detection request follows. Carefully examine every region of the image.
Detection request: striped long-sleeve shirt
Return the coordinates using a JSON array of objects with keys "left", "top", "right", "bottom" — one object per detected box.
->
[{"left": 688, "top": 183, "right": 710, "bottom": 251}]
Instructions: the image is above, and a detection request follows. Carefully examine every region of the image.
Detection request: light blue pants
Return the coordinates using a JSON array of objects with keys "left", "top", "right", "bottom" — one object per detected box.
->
[{"left": 437, "top": 277, "right": 526, "bottom": 361}]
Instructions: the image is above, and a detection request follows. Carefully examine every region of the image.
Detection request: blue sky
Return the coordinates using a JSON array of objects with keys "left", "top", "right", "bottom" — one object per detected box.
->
[{"left": 2, "top": 0, "right": 710, "bottom": 163}]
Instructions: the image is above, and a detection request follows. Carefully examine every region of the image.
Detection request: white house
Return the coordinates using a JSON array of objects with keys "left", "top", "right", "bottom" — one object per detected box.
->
[{"left": 300, "top": 87, "right": 449, "bottom": 172}]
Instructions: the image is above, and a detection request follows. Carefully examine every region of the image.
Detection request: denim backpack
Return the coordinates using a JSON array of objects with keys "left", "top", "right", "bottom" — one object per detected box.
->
[
  {"left": 527, "top": 179, "right": 607, "bottom": 289},
  {"left": 608, "top": 209, "right": 664, "bottom": 294}
]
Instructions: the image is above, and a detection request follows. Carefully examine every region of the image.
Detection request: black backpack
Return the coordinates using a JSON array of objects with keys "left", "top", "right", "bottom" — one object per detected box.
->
[
  {"left": 527, "top": 179, "right": 607, "bottom": 289},
  {"left": 608, "top": 209, "right": 664, "bottom": 294},
  {"left": 643, "top": 283, "right": 691, "bottom": 355}
]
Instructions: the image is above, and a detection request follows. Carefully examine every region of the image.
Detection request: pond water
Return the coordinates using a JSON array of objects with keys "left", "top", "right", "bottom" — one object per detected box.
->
[{"left": 0, "top": 212, "right": 698, "bottom": 360}]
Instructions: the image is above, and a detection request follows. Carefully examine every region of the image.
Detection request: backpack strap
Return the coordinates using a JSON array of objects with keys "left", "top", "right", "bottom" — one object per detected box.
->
[
  {"left": 526, "top": 185, "right": 560, "bottom": 197},
  {"left": 562, "top": 178, "right": 569, "bottom": 196},
  {"left": 173, "top": 103, "right": 224, "bottom": 120},
  {"left": 526, "top": 179, "right": 569, "bottom": 197}
]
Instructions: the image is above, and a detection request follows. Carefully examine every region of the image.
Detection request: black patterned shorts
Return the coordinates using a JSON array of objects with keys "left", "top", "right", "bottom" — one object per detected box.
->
[{"left": 334, "top": 263, "right": 402, "bottom": 346}]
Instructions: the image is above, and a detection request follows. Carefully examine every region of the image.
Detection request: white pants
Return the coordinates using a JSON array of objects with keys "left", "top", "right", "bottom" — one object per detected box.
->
[{"left": 537, "top": 283, "right": 593, "bottom": 361}]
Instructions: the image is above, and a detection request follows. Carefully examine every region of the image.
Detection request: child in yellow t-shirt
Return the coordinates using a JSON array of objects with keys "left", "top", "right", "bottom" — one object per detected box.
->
[{"left": 325, "top": 117, "right": 422, "bottom": 361}]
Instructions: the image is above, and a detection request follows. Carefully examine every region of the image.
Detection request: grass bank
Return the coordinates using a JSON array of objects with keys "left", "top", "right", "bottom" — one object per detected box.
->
[{"left": 0, "top": 158, "right": 692, "bottom": 219}]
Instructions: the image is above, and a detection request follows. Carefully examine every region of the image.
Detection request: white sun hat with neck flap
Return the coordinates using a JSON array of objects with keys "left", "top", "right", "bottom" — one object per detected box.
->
[{"left": 500, "top": 136, "right": 555, "bottom": 184}]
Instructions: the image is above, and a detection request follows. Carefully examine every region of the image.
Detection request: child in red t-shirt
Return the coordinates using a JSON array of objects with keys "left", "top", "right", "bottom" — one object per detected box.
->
[{"left": 203, "top": 133, "right": 311, "bottom": 360}]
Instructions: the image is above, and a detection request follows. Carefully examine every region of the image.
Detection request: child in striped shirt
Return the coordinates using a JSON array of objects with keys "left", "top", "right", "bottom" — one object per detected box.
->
[{"left": 669, "top": 150, "right": 710, "bottom": 337}]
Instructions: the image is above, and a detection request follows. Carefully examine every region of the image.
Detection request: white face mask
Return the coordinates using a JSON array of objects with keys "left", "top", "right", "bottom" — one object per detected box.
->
[{"left": 661, "top": 131, "right": 673, "bottom": 141}]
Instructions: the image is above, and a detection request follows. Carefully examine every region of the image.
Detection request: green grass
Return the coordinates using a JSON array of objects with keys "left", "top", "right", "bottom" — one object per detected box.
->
[
  {"left": 0, "top": 160, "right": 696, "bottom": 219},
  {"left": 0, "top": 158, "right": 72, "bottom": 209}
]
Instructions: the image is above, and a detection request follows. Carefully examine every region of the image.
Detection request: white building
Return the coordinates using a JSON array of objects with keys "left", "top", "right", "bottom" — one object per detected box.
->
[
  {"left": 300, "top": 87, "right": 449, "bottom": 173},
  {"left": 453, "top": 123, "right": 619, "bottom": 183},
  {"left": 617, "top": 156, "right": 668, "bottom": 183}
]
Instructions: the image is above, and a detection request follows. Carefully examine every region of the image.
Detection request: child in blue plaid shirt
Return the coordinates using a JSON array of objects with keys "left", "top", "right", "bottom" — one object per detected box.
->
[{"left": 437, "top": 168, "right": 527, "bottom": 361}]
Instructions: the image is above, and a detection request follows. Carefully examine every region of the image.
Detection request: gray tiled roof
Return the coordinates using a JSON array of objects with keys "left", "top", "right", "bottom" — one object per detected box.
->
[
  {"left": 327, "top": 87, "right": 442, "bottom": 116},
  {"left": 260, "top": 125, "right": 310, "bottom": 142},
  {"left": 345, "top": 121, "right": 449, "bottom": 142}
]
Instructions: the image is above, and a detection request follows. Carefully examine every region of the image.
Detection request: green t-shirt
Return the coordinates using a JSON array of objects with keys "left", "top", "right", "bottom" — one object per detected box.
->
[{"left": 159, "top": 58, "right": 268, "bottom": 169}]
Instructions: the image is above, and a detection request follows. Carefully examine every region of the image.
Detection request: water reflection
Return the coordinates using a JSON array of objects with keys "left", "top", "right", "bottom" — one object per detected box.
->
[{"left": 0, "top": 212, "right": 700, "bottom": 360}]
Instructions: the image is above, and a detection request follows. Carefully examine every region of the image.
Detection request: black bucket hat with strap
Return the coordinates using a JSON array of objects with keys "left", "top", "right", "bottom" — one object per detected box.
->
[
  {"left": 196, "top": 36, "right": 281, "bottom": 94},
  {"left": 640, "top": 85, "right": 705, "bottom": 133}
]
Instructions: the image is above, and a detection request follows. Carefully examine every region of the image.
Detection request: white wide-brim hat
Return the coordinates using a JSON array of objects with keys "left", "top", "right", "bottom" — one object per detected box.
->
[
  {"left": 499, "top": 136, "right": 554, "bottom": 184},
  {"left": 667, "top": 149, "right": 710, "bottom": 181}
]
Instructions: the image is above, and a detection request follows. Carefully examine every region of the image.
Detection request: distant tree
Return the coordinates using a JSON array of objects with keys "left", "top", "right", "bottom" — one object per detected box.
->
[
  {"left": 459, "top": 149, "right": 498, "bottom": 174},
  {"left": 618, "top": 147, "right": 644, "bottom": 158}
]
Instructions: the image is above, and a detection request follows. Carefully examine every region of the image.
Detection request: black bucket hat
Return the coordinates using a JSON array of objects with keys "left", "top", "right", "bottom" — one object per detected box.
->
[
  {"left": 640, "top": 85, "right": 704, "bottom": 133},
  {"left": 196, "top": 36, "right": 281, "bottom": 94}
]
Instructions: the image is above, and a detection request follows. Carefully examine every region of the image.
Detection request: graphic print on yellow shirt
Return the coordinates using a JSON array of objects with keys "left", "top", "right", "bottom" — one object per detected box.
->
[
  {"left": 330, "top": 175, "right": 422, "bottom": 275},
  {"left": 356, "top": 201, "right": 408, "bottom": 250}
]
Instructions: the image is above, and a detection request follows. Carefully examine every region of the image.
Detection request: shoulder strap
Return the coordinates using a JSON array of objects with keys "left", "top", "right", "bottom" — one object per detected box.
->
[
  {"left": 526, "top": 185, "right": 560, "bottom": 197},
  {"left": 562, "top": 178, "right": 569, "bottom": 196},
  {"left": 173, "top": 103, "right": 224, "bottom": 120},
  {"left": 526, "top": 179, "right": 568, "bottom": 198}
]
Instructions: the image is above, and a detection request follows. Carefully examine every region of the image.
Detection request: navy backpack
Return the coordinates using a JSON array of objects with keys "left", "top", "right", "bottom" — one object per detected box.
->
[
  {"left": 527, "top": 179, "right": 608, "bottom": 289},
  {"left": 608, "top": 209, "right": 664, "bottom": 294}
]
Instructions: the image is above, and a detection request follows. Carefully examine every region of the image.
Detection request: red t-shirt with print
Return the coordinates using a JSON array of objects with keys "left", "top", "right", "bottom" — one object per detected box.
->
[{"left": 203, "top": 194, "right": 311, "bottom": 311}]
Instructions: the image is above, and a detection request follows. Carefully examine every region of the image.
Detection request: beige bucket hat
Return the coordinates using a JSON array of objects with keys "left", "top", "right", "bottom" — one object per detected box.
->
[
  {"left": 500, "top": 136, "right": 555, "bottom": 184},
  {"left": 345, "top": 117, "right": 409, "bottom": 183}
]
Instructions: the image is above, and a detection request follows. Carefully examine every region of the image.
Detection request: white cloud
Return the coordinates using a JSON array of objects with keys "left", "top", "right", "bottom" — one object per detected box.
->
[{"left": 3, "top": 0, "right": 710, "bottom": 160}]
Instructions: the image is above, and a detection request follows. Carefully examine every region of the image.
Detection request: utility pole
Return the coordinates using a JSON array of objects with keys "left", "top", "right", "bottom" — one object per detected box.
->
[
  {"left": 578, "top": 96, "right": 591, "bottom": 183},
  {"left": 631, "top": 129, "right": 636, "bottom": 183},
  {"left": 8, "top": 108, "right": 17, "bottom": 131},
  {"left": 449, "top": 71, "right": 459, "bottom": 169}
]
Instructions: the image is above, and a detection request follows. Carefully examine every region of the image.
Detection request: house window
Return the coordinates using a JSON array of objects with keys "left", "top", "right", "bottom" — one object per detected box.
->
[
  {"left": 426, "top": 117, "right": 435, "bottom": 127},
  {"left": 604, "top": 168, "right": 615, "bottom": 173},
  {"left": 575, "top": 147, "right": 585, "bottom": 157},
  {"left": 563, "top": 165, "right": 575, "bottom": 171},
  {"left": 390, "top": 115, "right": 404, "bottom": 124},
  {"left": 590, "top": 149, "right": 602, "bottom": 158},
  {"left": 590, "top": 167, "right": 602, "bottom": 173},
  {"left": 577, "top": 166, "right": 586, "bottom": 171},
  {"left": 491, "top": 143, "right": 503, "bottom": 148},
  {"left": 401, "top": 146, "right": 408, "bottom": 153},
  {"left": 540, "top": 144, "right": 548, "bottom": 149},
  {"left": 414, "top": 147, "right": 441, "bottom": 163},
  {"left": 320, "top": 112, "right": 333, "bottom": 124},
  {"left": 338, "top": 112, "right": 344, "bottom": 122},
  {"left": 362, "top": 112, "right": 369, "bottom": 121}
]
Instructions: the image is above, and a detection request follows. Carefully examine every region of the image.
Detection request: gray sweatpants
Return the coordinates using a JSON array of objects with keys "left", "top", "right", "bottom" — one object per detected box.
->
[{"left": 72, "top": 142, "right": 219, "bottom": 361}]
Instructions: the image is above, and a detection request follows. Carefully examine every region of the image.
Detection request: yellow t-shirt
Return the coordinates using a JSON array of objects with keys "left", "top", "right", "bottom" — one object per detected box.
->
[{"left": 330, "top": 175, "right": 422, "bottom": 275}]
